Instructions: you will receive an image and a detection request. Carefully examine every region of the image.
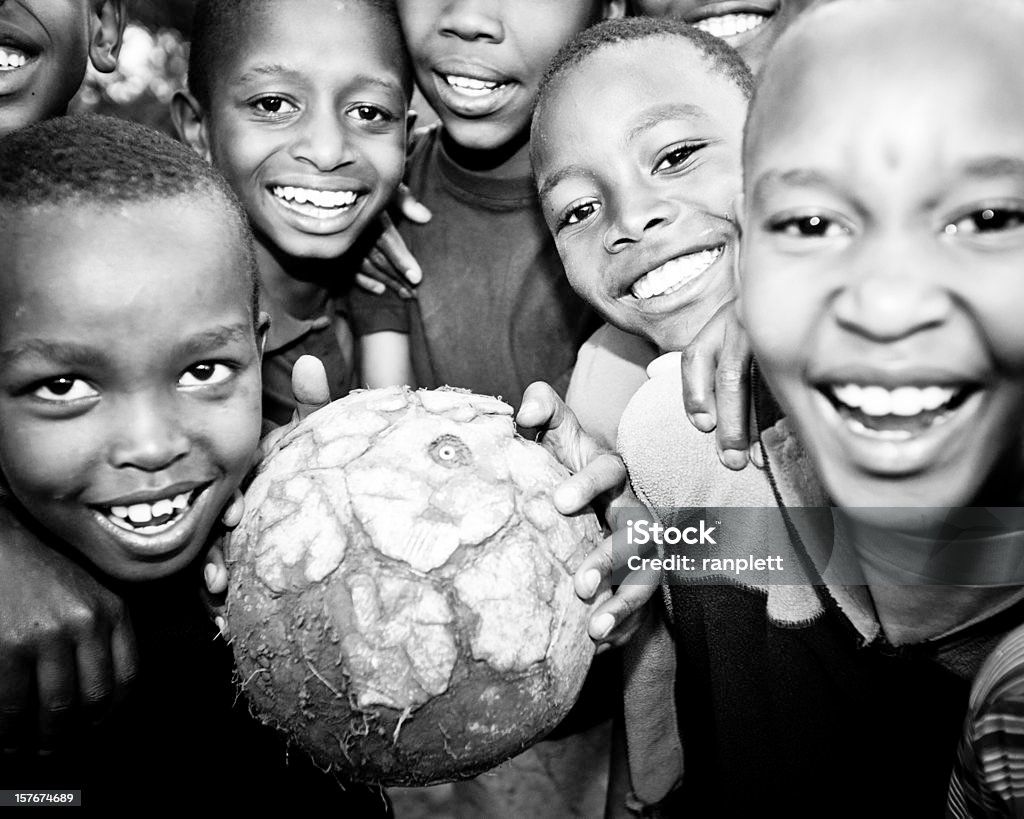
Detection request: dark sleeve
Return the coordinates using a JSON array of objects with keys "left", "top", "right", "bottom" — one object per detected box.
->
[{"left": 347, "top": 286, "right": 411, "bottom": 337}]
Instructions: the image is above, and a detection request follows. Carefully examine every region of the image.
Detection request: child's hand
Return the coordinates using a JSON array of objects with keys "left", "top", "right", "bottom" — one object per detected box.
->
[
  {"left": 679, "top": 300, "right": 761, "bottom": 470},
  {"left": 203, "top": 355, "right": 333, "bottom": 636},
  {"left": 517, "top": 382, "right": 661, "bottom": 651},
  {"left": 0, "top": 503, "right": 137, "bottom": 754},
  {"left": 355, "top": 187, "right": 431, "bottom": 297}
]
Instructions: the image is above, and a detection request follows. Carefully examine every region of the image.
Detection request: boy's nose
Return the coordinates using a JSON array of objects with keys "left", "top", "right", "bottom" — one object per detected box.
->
[
  {"left": 292, "top": 108, "right": 355, "bottom": 172},
  {"left": 833, "top": 237, "right": 953, "bottom": 342},
  {"left": 603, "top": 190, "right": 677, "bottom": 252},
  {"left": 438, "top": 0, "right": 505, "bottom": 43},
  {"left": 110, "top": 396, "right": 191, "bottom": 472}
]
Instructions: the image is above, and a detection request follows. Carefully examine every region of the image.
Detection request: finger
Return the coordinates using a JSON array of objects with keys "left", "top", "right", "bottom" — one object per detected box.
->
[
  {"left": 74, "top": 636, "right": 115, "bottom": 727},
  {"left": 355, "top": 272, "right": 386, "bottom": 295},
  {"left": 220, "top": 488, "right": 244, "bottom": 530},
  {"left": 375, "top": 216, "right": 423, "bottom": 286},
  {"left": 589, "top": 568, "right": 661, "bottom": 644},
  {"left": 714, "top": 347, "right": 753, "bottom": 471},
  {"left": 553, "top": 451, "right": 626, "bottom": 515},
  {"left": 0, "top": 660, "right": 32, "bottom": 752},
  {"left": 203, "top": 542, "right": 229, "bottom": 596},
  {"left": 35, "top": 645, "right": 77, "bottom": 752},
  {"left": 749, "top": 439, "right": 765, "bottom": 470},
  {"left": 396, "top": 183, "right": 432, "bottom": 225},
  {"left": 516, "top": 381, "right": 565, "bottom": 432},
  {"left": 291, "top": 355, "right": 330, "bottom": 421},
  {"left": 109, "top": 617, "right": 138, "bottom": 711},
  {"left": 679, "top": 341, "right": 718, "bottom": 433}
]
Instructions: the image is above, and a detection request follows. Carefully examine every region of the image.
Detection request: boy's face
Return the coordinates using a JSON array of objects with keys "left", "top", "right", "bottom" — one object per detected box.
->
[
  {"left": 397, "top": 0, "right": 621, "bottom": 154},
  {"left": 201, "top": 0, "right": 407, "bottom": 261},
  {"left": 0, "top": 0, "right": 123, "bottom": 135},
  {"left": 630, "top": 0, "right": 816, "bottom": 71},
  {"left": 0, "top": 199, "right": 263, "bottom": 582},
  {"left": 741, "top": 12, "right": 1024, "bottom": 513},
  {"left": 533, "top": 38, "right": 746, "bottom": 351}
]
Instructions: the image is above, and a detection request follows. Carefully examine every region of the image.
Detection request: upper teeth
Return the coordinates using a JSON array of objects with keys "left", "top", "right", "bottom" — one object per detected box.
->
[
  {"left": 445, "top": 75, "right": 502, "bottom": 95},
  {"left": 0, "top": 48, "right": 28, "bottom": 70},
  {"left": 631, "top": 247, "right": 723, "bottom": 300},
  {"left": 109, "top": 492, "right": 191, "bottom": 526},
  {"left": 831, "top": 384, "right": 957, "bottom": 417},
  {"left": 272, "top": 186, "right": 357, "bottom": 209},
  {"left": 692, "top": 13, "right": 768, "bottom": 39}
]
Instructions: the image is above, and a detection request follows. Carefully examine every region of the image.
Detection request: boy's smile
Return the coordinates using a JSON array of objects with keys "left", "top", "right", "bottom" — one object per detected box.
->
[
  {"left": 398, "top": 0, "right": 620, "bottom": 155},
  {"left": 0, "top": 0, "right": 121, "bottom": 134},
  {"left": 0, "top": 199, "right": 263, "bottom": 581},
  {"left": 534, "top": 36, "right": 746, "bottom": 352},
  {"left": 201, "top": 0, "right": 407, "bottom": 262},
  {"left": 741, "top": 2, "right": 1024, "bottom": 513},
  {"left": 631, "top": 0, "right": 815, "bottom": 71}
]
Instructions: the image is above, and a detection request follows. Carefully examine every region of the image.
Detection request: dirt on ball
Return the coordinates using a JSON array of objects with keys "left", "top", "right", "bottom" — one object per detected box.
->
[{"left": 226, "top": 387, "right": 601, "bottom": 786}]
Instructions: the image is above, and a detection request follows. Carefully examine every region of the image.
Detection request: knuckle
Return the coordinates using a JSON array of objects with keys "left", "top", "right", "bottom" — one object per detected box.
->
[{"left": 717, "top": 365, "right": 746, "bottom": 391}]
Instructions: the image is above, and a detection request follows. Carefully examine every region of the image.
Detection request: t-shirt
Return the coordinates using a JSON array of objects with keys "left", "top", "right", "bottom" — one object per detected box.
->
[
  {"left": 396, "top": 126, "right": 600, "bottom": 411},
  {"left": 613, "top": 361, "right": 1024, "bottom": 816},
  {"left": 0, "top": 566, "right": 391, "bottom": 813},
  {"left": 260, "top": 288, "right": 359, "bottom": 427}
]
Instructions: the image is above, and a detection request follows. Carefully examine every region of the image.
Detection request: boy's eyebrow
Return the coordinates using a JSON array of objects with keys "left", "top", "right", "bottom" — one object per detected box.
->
[
  {"left": 171, "top": 323, "right": 255, "bottom": 359},
  {"left": 959, "top": 156, "right": 1024, "bottom": 179},
  {"left": 0, "top": 339, "right": 106, "bottom": 370},
  {"left": 626, "top": 103, "right": 709, "bottom": 144},
  {"left": 236, "top": 65, "right": 403, "bottom": 95},
  {"left": 751, "top": 168, "right": 845, "bottom": 202},
  {"left": 536, "top": 164, "right": 592, "bottom": 203}
]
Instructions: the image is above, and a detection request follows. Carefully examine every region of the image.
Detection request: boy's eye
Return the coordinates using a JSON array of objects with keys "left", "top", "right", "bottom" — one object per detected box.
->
[
  {"left": 769, "top": 214, "right": 847, "bottom": 239},
  {"left": 251, "top": 96, "right": 298, "bottom": 116},
  {"left": 347, "top": 104, "right": 394, "bottom": 124},
  {"left": 31, "top": 377, "right": 98, "bottom": 403},
  {"left": 557, "top": 200, "right": 601, "bottom": 231},
  {"left": 653, "top": 142, "right": 705, "bottom": 174},
  {"left": 945, "top": 206, "right": 1024, "bottom": 235},
  {"left": 179, "top": 362, "right": 233, "bottom": 389}
]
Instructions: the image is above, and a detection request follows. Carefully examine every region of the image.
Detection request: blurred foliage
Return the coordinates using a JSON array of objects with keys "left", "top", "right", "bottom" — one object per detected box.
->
[{"left": 70, "top": 0, "right": 196, "bottom": 134}]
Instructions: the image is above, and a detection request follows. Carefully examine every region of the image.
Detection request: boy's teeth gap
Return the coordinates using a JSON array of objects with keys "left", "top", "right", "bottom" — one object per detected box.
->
[{"left": 104, "top": 489, "right": 199, "bottom": 532}]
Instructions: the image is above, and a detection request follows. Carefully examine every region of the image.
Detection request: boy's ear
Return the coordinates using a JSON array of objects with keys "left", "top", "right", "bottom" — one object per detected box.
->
[
  {"left": 603, "top": 0, "right": 627, "bottom": 20},
  {"left": 257, "top": 311, "right": 271, "bottom": 360},
  {"left": 171, "top": 90, "right": 213, "bottom": 163},
  {"left": 88, "top": 0, "right": 126, "bottom": 74},
  {"left": 732, "top": 193, "right": 746, "bottom": 325}
]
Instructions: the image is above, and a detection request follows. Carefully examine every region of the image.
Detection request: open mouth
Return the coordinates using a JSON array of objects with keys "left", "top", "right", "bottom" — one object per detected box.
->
[
  {"left": 820, "top": 383, "right": 976, "bottom": 441},
  {"left": 691, "top": 12, "right": 769, "bottom": 39},
  {"left": 0, "top": 45, "right": 29, "bottom": 71},
  {"left": 443, "top": 73, "right": 508, "bottom": 98},
  {"left": 630, "top": 245, "right": 723, "bottom": 300},
  {"left": 98, "top": 487, "right": 203, "bottom": 536},
  {"left": 270, "top": 185, "right": 360, "bottom": 220}
]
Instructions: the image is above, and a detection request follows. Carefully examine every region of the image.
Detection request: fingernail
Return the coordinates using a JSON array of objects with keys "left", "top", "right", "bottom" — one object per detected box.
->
[
  {"left": 215, "top": 616, "right": 227, "bottom": 636},
  {"left": 721, "top": 449, "right": 748, "bottom": 470},
  {"left": 399, "top": 287, "right": 413, "bottom": 300},
  {"left": 405, "top": 266, "right": 422, "bottom": 285},
  {"left": 592, "top": 612, "right": 615, "bottom": 641},
  {"left": 517, "top": 399, "right": 539, "bottom": 420},
  {"left": 690, "top": 413, "right": 715, "bottom": 432},
  {"left": 749, "top": 444, "right": 765, "bottom": 469},
  {"left": 204, "top": 564, "right": 217, "bottom": 589},
  {"left": 579, "top": 569, "right": 601, "bottom": 598}
]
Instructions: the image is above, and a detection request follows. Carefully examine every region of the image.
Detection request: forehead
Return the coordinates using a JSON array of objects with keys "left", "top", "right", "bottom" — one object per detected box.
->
[
  {"left": 0, "top": 199, "right": 251, "bottom": 334},
  {"left": 747, "top": 11, "right": 1024, "bottom": 188},
  {"left": 536, "top": 38, "right": 745, "bottom": 169},
  {"left": 218, "top": 0, "right": 403, "bottom": 86}
]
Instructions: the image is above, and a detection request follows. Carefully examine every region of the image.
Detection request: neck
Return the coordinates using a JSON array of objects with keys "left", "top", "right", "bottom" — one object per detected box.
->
[
  {"left": 255, "top": 240, "right": 332, "bottom": 319},
  {"left": 440, "top": 129, "right": 532, "bottom": 178}
]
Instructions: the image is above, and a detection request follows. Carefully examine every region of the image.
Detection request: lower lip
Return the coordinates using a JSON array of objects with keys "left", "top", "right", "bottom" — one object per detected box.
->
[
  {"left": 626, "top": 247, "right": 728, "bottom": 317},
  {"left": 267, "top": 189, "right": 367, "bottom": 236},
  {"left": 91, "top": 485, "right": 211, "bottom": 561},
  {"left": 812, "top": 388, "right": 983, "bottom": 477},
  {"left": 431, "top": 72, "right": 517, "bottom": 119}
]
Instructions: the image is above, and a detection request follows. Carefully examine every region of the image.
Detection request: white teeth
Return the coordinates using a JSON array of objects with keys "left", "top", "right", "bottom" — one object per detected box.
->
[
  {"left": 127, "top": 504, "right": 153, "bottom": 524},
  {"left": 692, "top": 13, "right": 768, "bottom": 39},
  {"left": 104, "top": 491, "right": 195, "bottom": 533},
  {"left": 171, "top": 492, "right": 189, "bottom": 510},
  {"left": 445, "top": 74, "right": 503, "bottom": 96},
  {"left": 847, "top": 418, "right": 914, "bottom": 441},
  {"left": 272, "top": 186, "right": 358, "bottom": 212},
  {"left": 830, "top": 384, "right": 958, "bottom": 417},
  {"left": 151, "top": 498, "right": 174, "bottom": 518},
  {"left": 631, "top": 247, "right": 723, "bottom": 300},
  {"left": 0, "top": 48, "right": 28, "bottom": 70}
]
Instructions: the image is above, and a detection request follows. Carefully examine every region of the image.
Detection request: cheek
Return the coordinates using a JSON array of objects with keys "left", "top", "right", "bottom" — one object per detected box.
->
[{"left": 0, "top": 415, "right": 97, "bottom": 501}]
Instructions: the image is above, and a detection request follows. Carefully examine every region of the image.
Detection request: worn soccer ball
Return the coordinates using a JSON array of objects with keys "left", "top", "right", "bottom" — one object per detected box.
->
[{"left": 226, "top": 387, "right": 600, "bottom": 786}]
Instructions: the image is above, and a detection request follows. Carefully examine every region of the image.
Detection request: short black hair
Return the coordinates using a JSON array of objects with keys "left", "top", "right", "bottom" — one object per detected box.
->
[
  {"left": 187, "top": 0, "right": 413, "bottom": 109},
  {"left": 533, "top": 17, "right": 754, "bottom": 168},
  {"left": 0, "top": 114, "right": 259, "bottom": 320}
]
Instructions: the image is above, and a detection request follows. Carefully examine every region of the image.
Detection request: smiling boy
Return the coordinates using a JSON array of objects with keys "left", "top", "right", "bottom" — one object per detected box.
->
[
  {"left": 612, "top": 0, "right": 1024, "bottom": 813},
  {"left": 173, "top": 0, "right": 415, "bottom": 424},
  {"left": 0, "top": 0, "right": 124, "bottom": 135}
]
